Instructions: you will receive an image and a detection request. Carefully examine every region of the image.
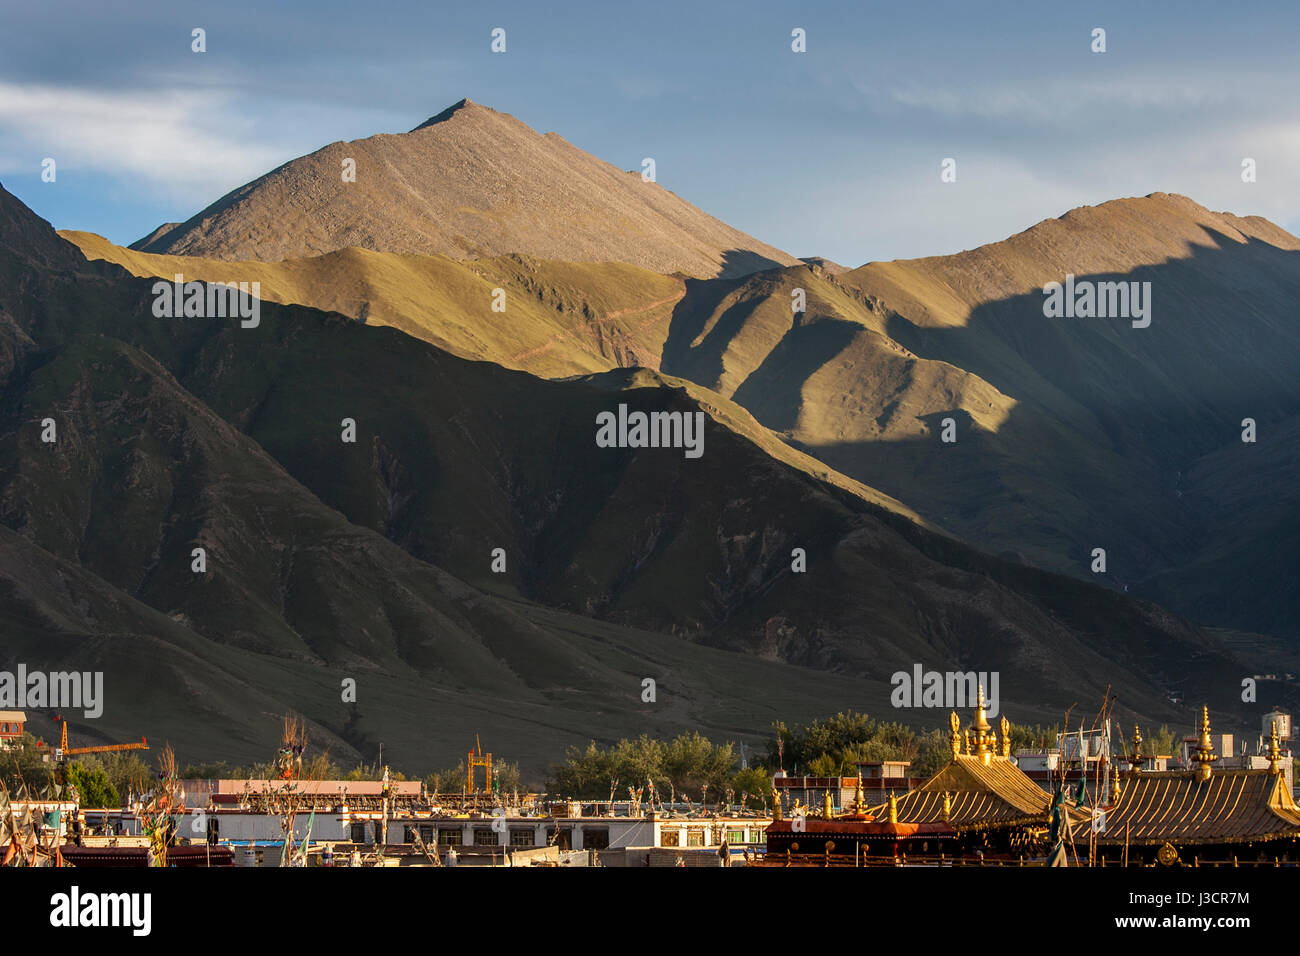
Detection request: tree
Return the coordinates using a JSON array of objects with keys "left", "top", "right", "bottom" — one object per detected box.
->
[
  {"left": 731, "top": 767, "right": 771, "bottom": 810},
  {"left": 425, "top": 761, "right": 468, "bottom": 796},
  {"left": 66, "top": 763, "right": 120, "bottom": 808},
  {"left": 1144, "top": 725, "right": 1179, "bottom": 759},
  {"left": 663, "top": 733, "right": 735, "bottom": 797},
  {"left": 0, "top": 733, "right": 53, "bottom": 795},
  {"left": 912, "top": 729, "right": 951, "bottom": 778},
  {"left": 547, "top": 733, "right": 739, "bottom": 800},
  {"left": 79, "top": 751, "right": 151, "bottom": 800}
]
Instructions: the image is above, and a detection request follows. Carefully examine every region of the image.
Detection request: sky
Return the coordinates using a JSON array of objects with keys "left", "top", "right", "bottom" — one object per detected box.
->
[{"left": 2, "top": 0, "right": 1299, "bottom": 266}]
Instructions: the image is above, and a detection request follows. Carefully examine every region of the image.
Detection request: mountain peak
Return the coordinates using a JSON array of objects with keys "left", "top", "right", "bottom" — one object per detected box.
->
[
  {"left": 410, "top": 97, "right": 484, "bottom": 132},
  {"left": 130, "top": 104, "right": 798, "bottom": 277}
]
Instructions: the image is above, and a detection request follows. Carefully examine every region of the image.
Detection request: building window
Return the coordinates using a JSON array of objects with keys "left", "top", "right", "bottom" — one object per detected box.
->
[
  {"left": 583, "top": 828, "right": 610, "bottom": 849},
  {"left": 419, "top": 825, "right": 435, "bottom": 844},
  {"left": 474, "top": 829, "right": 497, "bottom": 846},
  {"left": 509, "top": 829, "right": 535, "bottom": 847},
  {"left": 661, "top": 829, "right": 680, "bottom": 847},
  {"left": 726, "top": 829, "right": 745, "bottom": 844},
  {"left": 686, "top": 829, "right": 705, "bottom": 847},
  {"left": 753, "top": 828, "right": 766, "bottom": 845},
  {"left": 438, "top": 829, "right": 462, "bottom": 846},
  {"left": 349, "top": 823, "right": 366, "bottom": 843}
]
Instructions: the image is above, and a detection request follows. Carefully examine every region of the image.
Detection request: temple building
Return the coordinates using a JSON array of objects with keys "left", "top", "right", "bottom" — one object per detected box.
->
[
  {"left": 1088, "top": 710, "right": 1300, "bottom": 866},
  {"left": 760, "top": 775, "right": 954, "bottom": 866},
  {"left": 889, "top": 689, "right": 1064, "bottom": 859}
]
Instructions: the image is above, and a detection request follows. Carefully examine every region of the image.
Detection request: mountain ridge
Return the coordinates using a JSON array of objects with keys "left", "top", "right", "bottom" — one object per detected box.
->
[{"left": 4, "top": 181, "right": 1273, "bottom": 768}]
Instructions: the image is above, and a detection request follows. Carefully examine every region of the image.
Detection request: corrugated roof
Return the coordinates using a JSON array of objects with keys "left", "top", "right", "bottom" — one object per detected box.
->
[
  {"left": 1092, "top": 768, "right": 1300, "bottom": 846},
  {"left": 889, "top": 755, "right": 1052, "bottom": 831}
]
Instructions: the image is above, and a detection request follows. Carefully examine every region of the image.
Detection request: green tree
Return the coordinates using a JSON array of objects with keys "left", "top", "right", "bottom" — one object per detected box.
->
[
  {"left": 731, "top": 766, "right": 771, "bottom": 810},
  {"left": 912, "top": 729, "right": 951, "bottom": 778},
  {"left": 1144, "top": 725, "right": 1179, "bottom": 758},
  {"left": 0, "top": 733, "right": 54, "bottom": 795},
  {"left": 663, "top": 732, "right": 735, "bottom": 797},
  {"left": 425, "top": 761, "right": 468, "bottom": 795},
  {"left": 66, "top": 762, "right": 120, "bottom": 808}
]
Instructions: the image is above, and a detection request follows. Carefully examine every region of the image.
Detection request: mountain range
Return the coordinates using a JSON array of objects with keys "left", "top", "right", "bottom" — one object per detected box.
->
[{"left": 4, "top": 99, "right": 1297, "bottom": 774}]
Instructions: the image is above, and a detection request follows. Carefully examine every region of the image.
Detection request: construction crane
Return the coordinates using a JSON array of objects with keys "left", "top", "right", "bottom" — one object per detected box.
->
[
  {"left": 467, "top": 734, "right": 492, "bottom": 794},
  {"left": 50, "top": 715, "right": 149, "bottom": 759}
]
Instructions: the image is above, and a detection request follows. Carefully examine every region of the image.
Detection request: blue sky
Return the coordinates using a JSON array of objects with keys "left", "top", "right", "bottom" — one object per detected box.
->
[{"left": 2, "top": 0, "right": 1298, "bottom": 265}]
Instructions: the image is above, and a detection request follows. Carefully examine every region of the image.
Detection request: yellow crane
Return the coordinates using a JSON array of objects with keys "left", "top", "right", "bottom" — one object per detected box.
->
[
  {"left": 51, "top": 715, "right": 149, "bottom": 758},
  {"left": 467, "top": 735, "right": 492, "bottom": 794}
]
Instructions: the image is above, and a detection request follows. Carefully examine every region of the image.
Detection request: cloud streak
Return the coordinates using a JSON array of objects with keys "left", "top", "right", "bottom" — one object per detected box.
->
[{"left": 0, "top": 83, "right": 288, "bottom": 202}]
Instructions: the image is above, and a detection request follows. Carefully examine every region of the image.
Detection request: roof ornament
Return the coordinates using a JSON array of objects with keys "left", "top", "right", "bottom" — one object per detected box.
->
[
  {"left": 1130, "top": 725, "right": 1144, "bottom": 772},
  {"left": 941, "top": 791, "right": 952, "bottom": 821},
  {"left": 822, "top": 790, "right": 834, "bottom": 820},
  {"left": 999, "top": 714, "right": 1012, "bottom": 758},
  {"left": 969, "top": 684, "right": 996, "bottom": 763},
  {"left": 1193, "top": 706, "right": 1219, "bottom": 781},
  {"left": 887, "top": 790, "right": 898, "bottom": 825},
  {"left": 852, "top": 772, "right": 868, "bottom": 816},
  {"left": 1267, "top": 721, "right": 1282, "bottom": 776},
  {"left": 949, "top": 711, "right": 962, "bottom": 759}
]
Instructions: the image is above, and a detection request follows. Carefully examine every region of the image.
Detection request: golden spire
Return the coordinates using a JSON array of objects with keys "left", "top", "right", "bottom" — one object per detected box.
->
[
  {"left": 772, "top": 784, "right": 782, "bottom": 821},
  {"left": 822, "top": 789, "right": 834, "bottom": 820},
  {"left": 1193, "top": 706, "right": 1218, "bottom": 781},
  {"left": 1130, "top": 725, "right": 1143, "bottom": 772},
  {"left": 941, "top": 791, "right": 952, "bottom": 821},
  {"left": 968, "top": 685, "right": 996, "bottom": 763},
  {"left": 1111, "top": 763, "right": 1121, "bottom": 801},
  {"left": 887, "top": 791, "right": 898, "bottom": 825},
  {"left": 999, "top": 714, "right": 1011, "bottom": 758},
  {"left": 1268, "top": 721, "right": 1282, "bottom": 776},
  {"left": 949, "top": 711, "right": 962, "bottom": 759},
  {"left": 853, "top": 772, "right": 867, "bottom": 815}
]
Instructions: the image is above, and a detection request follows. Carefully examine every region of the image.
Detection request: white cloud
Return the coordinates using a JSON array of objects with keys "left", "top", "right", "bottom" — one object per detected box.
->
[{"left": 0, "top": 82, "right": 288, "bottom": 201}]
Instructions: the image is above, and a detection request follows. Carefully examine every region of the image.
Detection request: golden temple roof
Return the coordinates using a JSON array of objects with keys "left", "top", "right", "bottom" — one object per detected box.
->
[
  {"left": 1091, "top": 767, "right": 1300, "bottom": 846},
  {"left": 888, "top": 696, "right": 1054, "bottom": 832},
  {"left": 889, "top": 752, "right": 1053, "bottom": 831}
]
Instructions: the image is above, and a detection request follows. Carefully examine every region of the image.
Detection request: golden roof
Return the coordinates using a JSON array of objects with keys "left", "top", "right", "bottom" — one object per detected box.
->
[
  {"left": 1091, "top": 767, "right": 1300, "bottom": 846},
  {"left": 888, "top": 752, "right": 1053, "bottom": 832},
  {"left": 890, "top": 698, "right": 1056, "bottom": 831}
]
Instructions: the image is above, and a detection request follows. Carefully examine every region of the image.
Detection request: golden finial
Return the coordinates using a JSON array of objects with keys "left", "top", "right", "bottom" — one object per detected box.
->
[
  {"left": 1131, "top": 725, "right": 1143, "bottom": 772},
  {"left": 1193, "top": 706, "right": 1218, "bottom": 781},
  {"left": 772, "top": 785, "right": 782, "bottom": 821},
  {"left": 968, "top": 685, "right": 996, "bottom": 762},
  {"left": 1111, "top": 763, "right": 1121, "bottom": 801},
  {"left": 949, "top": 711, "right": 962, "bottom": 758},
  {"left": 822, "top": 790, "right": 834, "bottom": 820},
  {"left": 941, "top": 791, "right": 952, "bottom": 821},
  {"left": 999, "top": 714, "right": 1011, "bottom": 758},
  {"left": 1268, "top": 721, "right": 1282, "bottom": 775},
  {"left": 853, "top": 772, "right": 867, "bottom": 815},
  {"left": 887, "top": 791, "right": 898, "bottom": 824}
]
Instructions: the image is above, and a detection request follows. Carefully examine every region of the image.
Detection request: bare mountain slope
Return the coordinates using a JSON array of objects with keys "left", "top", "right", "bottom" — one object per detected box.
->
[
  {"left": 3, "top": 182, "right": 1266, "bottom": 765},
  {"left": 69, "top": 194, "right": 1300, "bottom": 641},
  {"left": 131, "top": 98, "right": 799, "bottom": 278}
]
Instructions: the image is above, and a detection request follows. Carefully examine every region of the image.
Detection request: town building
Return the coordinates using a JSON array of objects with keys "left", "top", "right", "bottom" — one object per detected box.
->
[{"left": 0, "top": 710, "right": 25, "bottom": 747}]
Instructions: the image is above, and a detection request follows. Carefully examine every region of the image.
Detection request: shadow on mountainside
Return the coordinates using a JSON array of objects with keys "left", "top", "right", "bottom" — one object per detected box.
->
[{"left": 674, "top": 233, "right": 1300, "bottom": 642}]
